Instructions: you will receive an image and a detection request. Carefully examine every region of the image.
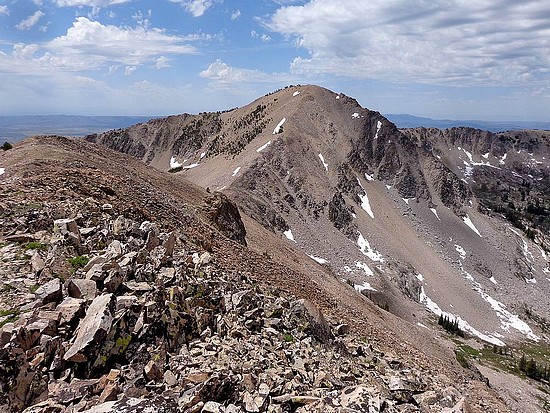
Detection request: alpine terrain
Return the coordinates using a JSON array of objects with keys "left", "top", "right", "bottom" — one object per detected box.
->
[{"left": 1, "top": 85, "right": 549, "bottom": 412}]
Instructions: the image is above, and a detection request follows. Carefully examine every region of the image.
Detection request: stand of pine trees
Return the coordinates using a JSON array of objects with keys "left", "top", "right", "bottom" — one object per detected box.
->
[
  {"left": 438, "top": 314, "right": 465, "bottom": 337},
  {"left": 519, "top": 354, "right": 550, "bottom": 382}
]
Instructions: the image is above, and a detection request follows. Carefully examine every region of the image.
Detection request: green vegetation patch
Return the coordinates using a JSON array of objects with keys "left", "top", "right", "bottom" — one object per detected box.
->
[
  {"left": 23, "top": 241, "right": 48, "bottom": 251},
  {"left": 68, "top": 255, "right": 89, "bottom": 271}
]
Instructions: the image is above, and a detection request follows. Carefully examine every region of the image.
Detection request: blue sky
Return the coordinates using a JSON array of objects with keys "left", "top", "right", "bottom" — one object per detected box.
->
[{"left": 0, "top": 0, "right": 549, "bottom": 121}]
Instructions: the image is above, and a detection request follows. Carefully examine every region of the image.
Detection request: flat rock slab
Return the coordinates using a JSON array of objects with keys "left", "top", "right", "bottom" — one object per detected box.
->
[{"left": 63, "top": 294, "right": 115, "bottom": 363}]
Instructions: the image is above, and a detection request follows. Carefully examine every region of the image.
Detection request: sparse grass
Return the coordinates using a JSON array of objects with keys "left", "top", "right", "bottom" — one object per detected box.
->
[
  {"left": 283, "top": 333, "right": 295, "bottom": 343},
  {"left": 23, "top": 241, "right": 48, "bottom": 251},
  {"left": 29, "top": 284, "right": 39, "bottom": 293},
  {"left": 0, "top": 308, "right": 19, "bottom": 327},
  {"left": 68, "top": 255, "right": 89, "bottom": 271}
]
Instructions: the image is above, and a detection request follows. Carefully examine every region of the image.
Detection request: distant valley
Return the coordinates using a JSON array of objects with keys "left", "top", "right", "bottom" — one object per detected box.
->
[{"left": 0, "top": 115, "right": 153, "bottom": 142}]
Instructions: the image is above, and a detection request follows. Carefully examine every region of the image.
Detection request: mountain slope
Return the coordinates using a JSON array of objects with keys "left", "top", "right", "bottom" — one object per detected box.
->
[
  {"left": 87, "top": 85, "right": 550, "bottom": 348},
  {"left": 0, "top": 135, "right": 514, "bottom": 412}
]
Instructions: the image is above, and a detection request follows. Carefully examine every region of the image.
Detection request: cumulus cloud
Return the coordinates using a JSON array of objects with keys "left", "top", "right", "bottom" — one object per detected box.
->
[
  {"left": 16, "top": 11, "right": 45, "bottom": 30},
  {"left": 199, "top": 59, "right": 258, "bottom": 83},
  {"left": 45, "top": 17, "right": 197, "bottom": 70},
  {"left": 170, "top": 0, "right": 218, "bottom": 17},
  {"left": 266, "top": 0, "right": 550, "bottom": 87},
  {"left": 0, "top": 6, "right": 9, "bottom": 15},
  {"left": 199, "top": 59, "right": 294, "bottom": 89},
  {"left": 0, "top": 17, "right": 200, "bottom": 77}
]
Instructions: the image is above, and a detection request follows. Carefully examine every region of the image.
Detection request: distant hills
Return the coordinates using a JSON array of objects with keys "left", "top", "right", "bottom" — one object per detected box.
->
[
  {"left": 1, "top": 113, "right": 548, "bottom": 143},
  {"left": 0, "top": 115, "right": 153, "bottom": 142},
  {"left": 385, "top": 113, "right": 550, "bottom": 132}
]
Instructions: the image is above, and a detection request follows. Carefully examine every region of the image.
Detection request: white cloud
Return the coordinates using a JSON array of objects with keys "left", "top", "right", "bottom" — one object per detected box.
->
[
  {"left": 170, "top": 0, "right": 218, "bottom": 17},
  {"left": 230, "top": 9, "right": 241, "bottom": 21},
  {"left": 200, "top": 59, "right": 257, "bottom": 83},
  {"left": 54, "top": 0, "right": 130, "bottom": 6},
  {"left": 0, "top": 6, "right": 9, "bottom": 15},
  {"left": 0, "top": 17, "right": 200, "bottom": 77},
  {"left": 124, "top": 65, "right": 136, "bottom": 75},
  {"left": 44, "top": 17, "right": 197, "bottom": 70},
  {"left": 16, "top": 11, "right": 45, "bottom": 31},
  {"left": 266, "top": 0, "right": 550, "bottom": 87},
  {"left": 251, "top": 31, "right": 271, "bottom": 43},
  {"left": 155, "top": 56, "right": 170, "bottom": 69},
  {"left": 199, "top": 59, "right": 294, "bottom": 88}
]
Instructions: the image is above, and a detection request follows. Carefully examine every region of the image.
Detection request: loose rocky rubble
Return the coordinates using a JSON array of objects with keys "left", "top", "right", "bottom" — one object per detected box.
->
[{"left": 0, "top": 200, "right": 473, "bottom": 412}]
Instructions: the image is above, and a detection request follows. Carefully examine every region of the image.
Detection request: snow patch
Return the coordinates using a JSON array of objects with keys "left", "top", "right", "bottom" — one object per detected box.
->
[
  {"left": 374, "top": 120, "right": 382, "bottom": 139},
  {"left": 418, "top": 284, "right": 505, "bottom": 346},
  {"left": 0, "top": 167, "right": 4, "bottom": 175},
  {"left": 365, "top": 173, "right": 374, "bottom": 181},
  {"left": 352, "top": 112, "right": 360, "bottom": 119},
  {"left": 232, "top": 167, "right": 241, "bottom": 177},
  {"left": 358, "top": 193, "right": 374, "bottom": 219},
  {"left": 292, "top": 91, "right": 300, "bottom": 97},
  {"left": 307, "top": 254, "right": 328, "bottom": 265},
  {"left": 482, "top": 152, "right": 490, "bottom": 159},
  {"left": 335, "top": 95, "right": 340, "bottom": 99},
  {"left": 200, "top": 152, "right": 206, "bottom": 159},
  {"left": 283, "top": 229, "right": 296, "bottom": 243},
  {"left": 170, "top": 157, "right": 182, "bottom": 169},
  {"left": 356, "top": 177, "right": 374, "bottom": 218},
  {"left": 318, "top": 153, "right": 328, "bottom": 171},
  {"left": 343, "top": 266, "right": 352, "bottom": 272},
  {"left": 454, "top": 244, "right": 466, "bottom": 259},
  {"left": 354, "top": 280, "right": 376, "bottom": 292},
  {"left": 463, "top": 215, "right": 482, "bottom": 237},
  {"left": 489, "top": 276, "right": 497, "bottom": 284},
  {"left": 402, "top": 198, "right": 411, "bottom": 205},
  {"left": 273, "top": 118, "right": 286, "bottom": 134},
  {"left": 355, "top": 261, "right": 374, "bottom": 276},
  {"left": 357, "top": 232, "right": 384, "bottom": 262},
  {"left": 256, "top": 140, "right": 272, "bottom": 152},
  {"left": 182, "top": 163, "right": 199, "bottom": 170},
  {"left": 430, "top": 208, "right": 441, "bottom": 221},
  {"left": 526, "top": 277, "right": 537, "bottom": 284}
]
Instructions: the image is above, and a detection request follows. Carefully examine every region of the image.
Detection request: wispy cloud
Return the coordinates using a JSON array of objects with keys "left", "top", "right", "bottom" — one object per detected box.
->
[
  {"left": 170, "top": 0, "right": 219, "bottom": 17},
  {"left": 0, "top": 6, "right": 9, "bottom": 15},
  {"left": 53, "top": 0, "right": 130, "bottom": 6},
  {"left": 266, "top": 0, "right": 550, "bottom": 87},
  {"left": 230, "top": 9, "right": 241, "bottom": 21},
  {"left": 16, "top": 11, "right": 45, "bottom": 30}
]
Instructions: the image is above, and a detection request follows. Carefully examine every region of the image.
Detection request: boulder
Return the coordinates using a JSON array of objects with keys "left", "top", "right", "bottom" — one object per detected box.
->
[
  {"left": 35, "top": 278, "right": 63, "bottom": 305},
  {"left": 56, "top": 297, "right": 86, "bottom": 326},
  {"left": 63, "top": 294, "right": 116, "bottom": 363},
  {"left": 68, "top": 279, "right": 97, "bottom": 300},
  {"left": 291, "top": 299, "right": 334, "bottom": 344}
]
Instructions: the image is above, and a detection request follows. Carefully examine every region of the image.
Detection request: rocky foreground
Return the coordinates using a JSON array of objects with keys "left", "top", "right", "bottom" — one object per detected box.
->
[{"left": 0, "top": 136, "right": 508, "bottom": 412}]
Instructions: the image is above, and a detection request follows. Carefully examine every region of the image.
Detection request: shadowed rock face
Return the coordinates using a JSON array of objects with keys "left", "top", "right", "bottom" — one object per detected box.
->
[{"left": 201, "top": 191, "right": 247, "bottom": 246}]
